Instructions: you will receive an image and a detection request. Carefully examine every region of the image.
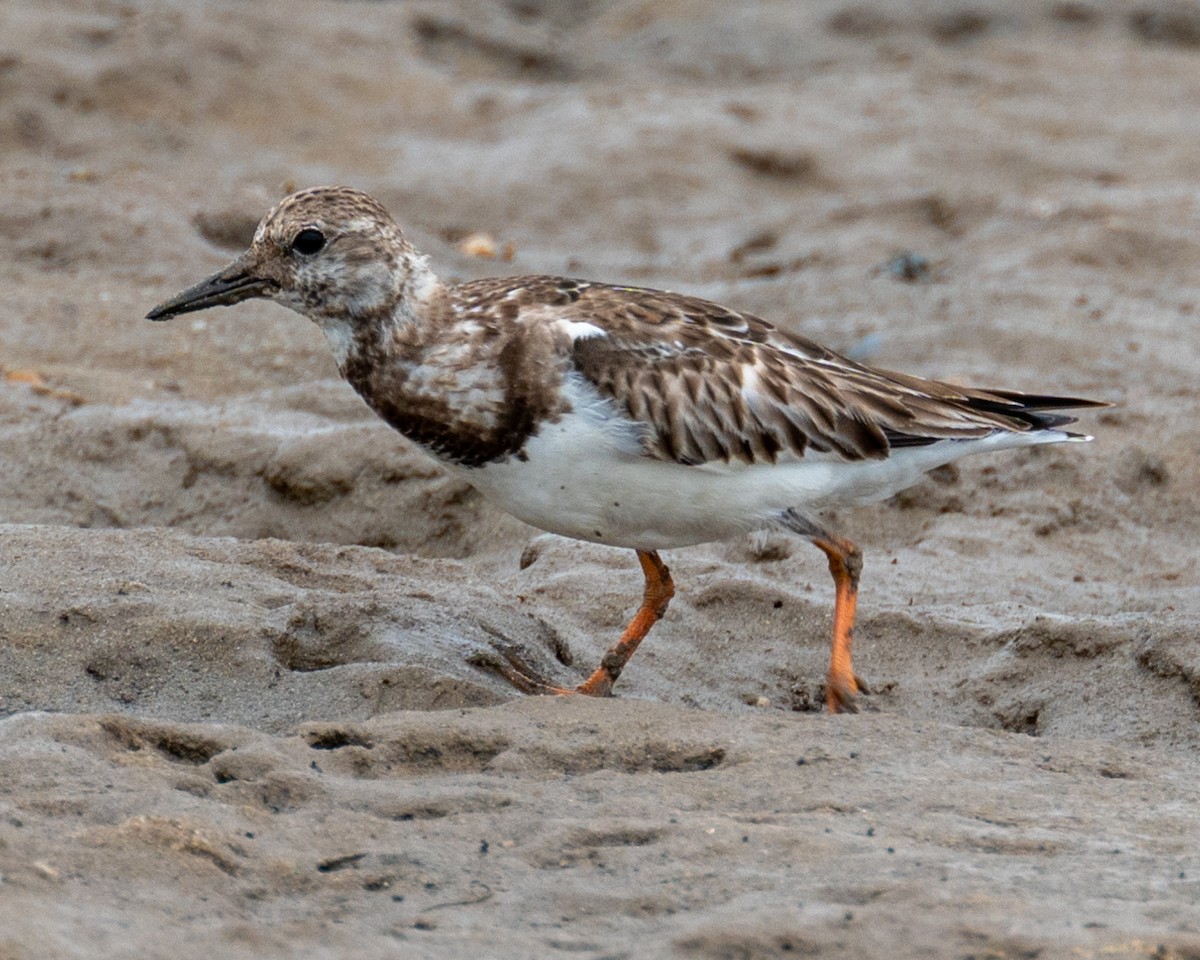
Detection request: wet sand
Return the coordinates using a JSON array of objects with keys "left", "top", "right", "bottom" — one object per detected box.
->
[{"left": 2, "top": 1, "right": 1200, "bottom": 957}]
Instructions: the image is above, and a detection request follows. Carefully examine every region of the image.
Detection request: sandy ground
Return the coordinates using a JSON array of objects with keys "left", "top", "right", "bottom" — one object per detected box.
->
[{"left": 2, "top": 0, "right": 1200, "bottom": 956}]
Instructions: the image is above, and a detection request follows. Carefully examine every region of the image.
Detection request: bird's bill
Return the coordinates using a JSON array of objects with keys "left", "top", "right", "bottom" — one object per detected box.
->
[{"left": 146, "top": 260, "right": 274, "bottom": 321}]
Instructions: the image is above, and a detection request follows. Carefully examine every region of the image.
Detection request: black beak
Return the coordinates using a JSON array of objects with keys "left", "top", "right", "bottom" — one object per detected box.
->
[{"left": 146, "top": 260, "right": 276, "bottom": 321}]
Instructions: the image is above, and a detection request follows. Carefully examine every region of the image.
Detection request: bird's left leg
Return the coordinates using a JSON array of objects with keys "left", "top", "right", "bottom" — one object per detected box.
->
[
  {"left": 779, "top": 510, "right": 869, "bottom": 714},
  {"left": 810, "top": 532, "right": 865, "bottom": 714}
]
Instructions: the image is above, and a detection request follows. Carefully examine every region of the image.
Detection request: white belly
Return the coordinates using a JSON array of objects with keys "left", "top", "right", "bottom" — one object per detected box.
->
[{"left": 442, "top": 374, "right": 1077, "bottom": 551}]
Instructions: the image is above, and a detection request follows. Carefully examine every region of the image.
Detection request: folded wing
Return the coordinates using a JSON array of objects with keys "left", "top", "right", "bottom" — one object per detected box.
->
[{"left": 562, "top": 282, "right": 1102, "bottom": 466}]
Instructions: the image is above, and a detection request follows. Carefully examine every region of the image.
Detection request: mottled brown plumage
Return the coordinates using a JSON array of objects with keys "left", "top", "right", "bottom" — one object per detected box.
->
[
  {"left": 148, "top": 185, "right": 1104, "bottom": 713},
  {"left": 359, "top": 270, "right": 1097, "bottom": 469}
]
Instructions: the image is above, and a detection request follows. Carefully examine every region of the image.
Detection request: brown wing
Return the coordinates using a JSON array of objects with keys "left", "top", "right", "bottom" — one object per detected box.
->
[{"left": 544, "top": 281, "right": 1100, "bottom": 466}]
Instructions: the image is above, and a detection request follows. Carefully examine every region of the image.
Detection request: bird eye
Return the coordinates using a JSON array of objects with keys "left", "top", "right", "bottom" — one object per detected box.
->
[{"left": 291, "top": 228, "right": 326, "bottom": 255}]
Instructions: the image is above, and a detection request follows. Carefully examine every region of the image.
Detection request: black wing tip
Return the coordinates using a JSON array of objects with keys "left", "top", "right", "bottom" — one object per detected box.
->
[
  {"left": 1022, "top": 411, "right": 1078, "bottom": 430},
  {"left": 883, "top": 390, "right": 1107, "bottom": 449},
  {"left": 976, "top": 389, "right": 1111, "bottom": 412},
  {"left": 958, "top": 390, "right": 1110, "bottom": 433}
]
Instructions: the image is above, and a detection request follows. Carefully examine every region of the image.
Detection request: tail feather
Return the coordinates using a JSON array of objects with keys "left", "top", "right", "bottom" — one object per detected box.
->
[
  {"left": 886, "top": 389, "right": 1107, "bottom": 448},
  {"left": 967, "top": 388, "right": 1109, "bottom": 414}
]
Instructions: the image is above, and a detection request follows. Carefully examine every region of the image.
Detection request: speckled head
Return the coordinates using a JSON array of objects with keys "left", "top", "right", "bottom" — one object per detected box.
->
[{"left": 146, "top": 186, "right": 435, "bottom": 329}]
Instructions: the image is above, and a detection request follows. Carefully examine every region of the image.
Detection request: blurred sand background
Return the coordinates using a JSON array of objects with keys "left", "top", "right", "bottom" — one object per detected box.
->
[{"left": 2, "top": 0, "right": 1200, "bottom": 956}]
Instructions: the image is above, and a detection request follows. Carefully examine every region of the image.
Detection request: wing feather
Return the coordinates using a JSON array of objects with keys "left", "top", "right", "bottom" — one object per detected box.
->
[{"left": 451, "top": 276, "right": 1103, "bottom": 467}]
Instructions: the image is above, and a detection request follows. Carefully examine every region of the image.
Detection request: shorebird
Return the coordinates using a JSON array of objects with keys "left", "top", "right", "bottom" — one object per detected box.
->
[{"left": 148, "top": 186, "right": 1103, "bottom": 712}]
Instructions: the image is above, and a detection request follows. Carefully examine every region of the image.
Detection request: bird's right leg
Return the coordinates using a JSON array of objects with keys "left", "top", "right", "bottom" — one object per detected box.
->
[
  {"left": 473, "top": 549, "right": 674, "bottom": 698},
  {"left": 573, "top": 549, "right": 673, "bottom": 696}
]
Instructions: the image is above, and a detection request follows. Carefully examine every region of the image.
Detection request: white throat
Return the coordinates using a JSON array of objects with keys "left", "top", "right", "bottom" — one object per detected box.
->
[
  {"left": 399, "top": 253, "right": 439, "bottom": 322},
  {"left": 319, "top": 316, "right": 358, "bottom": 369}
]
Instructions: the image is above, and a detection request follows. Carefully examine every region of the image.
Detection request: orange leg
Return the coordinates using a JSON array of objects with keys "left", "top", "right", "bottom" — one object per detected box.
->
[
  {"left": 476, "top": 549, "right": 674, "bottom": 698},
  {"left": 575, "top": 550, "right": 674, "bottom": 697},
  {"left": 811, "top": 534, "right": 865, "bottom": 714}
]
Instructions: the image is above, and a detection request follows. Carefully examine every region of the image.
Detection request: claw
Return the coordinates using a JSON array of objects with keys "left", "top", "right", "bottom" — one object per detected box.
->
[
  {"left": 473, "top": 549, "right": 672, "bottom": 701},
  {"left": 824, "top": 678, "right": 859, "bottom": 714},
  {"left": 824, "top": 672, "right": 871, "bottom": 714},
  {"left": 468, "top": 648, "right": 574, "bottom": 696}
]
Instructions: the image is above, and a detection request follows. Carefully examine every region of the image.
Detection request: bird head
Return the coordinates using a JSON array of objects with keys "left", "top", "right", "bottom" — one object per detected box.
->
[{"left": 147, "top": 186, "right": 430, "bottom": 332}]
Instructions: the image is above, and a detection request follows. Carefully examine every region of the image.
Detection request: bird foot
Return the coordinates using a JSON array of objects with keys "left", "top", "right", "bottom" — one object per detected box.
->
[
  {"left": 824, "top": 673, "right": 870, "bottom": 714},
  {"left": 470, "top": 646, "right": 610, "bottom": 697}
]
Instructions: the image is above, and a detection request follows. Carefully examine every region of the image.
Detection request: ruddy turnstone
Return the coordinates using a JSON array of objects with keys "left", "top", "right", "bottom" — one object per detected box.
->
[{"left": 148, "top": 186, "right": 1103, "bottom": 713}]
